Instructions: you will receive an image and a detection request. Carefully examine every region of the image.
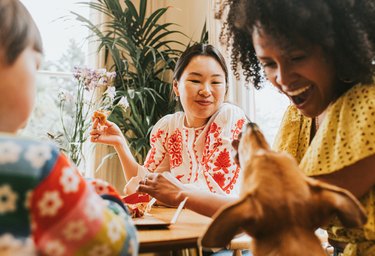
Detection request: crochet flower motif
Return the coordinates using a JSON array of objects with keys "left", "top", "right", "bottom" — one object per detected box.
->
[
  {"left": 0, "top": 234, "right": 35, "bottom": 255},
  {"left": 88, "top": 244, "right": 112, "bottom": 256},
  {"left": 60, "top": 167, "right": 80, "bottom": 193},
  {"left": 63, "top": 219, "right": 87, "bottom": 241},
  {"left": 0, "top": 141, "right": 22, "bottom": 164},
  {"left": 43, "top": 239, "right": 66, "bottom": 256},
  {"left": 24, "top": 144, "right": 52, "bottom": 169},
  {"left": 0, "top": 184, "right": 18, "bottom": 214},
  {"left": 107, "top": 219, "right": 122, "bottom": 243},
  {"left": 92, "top": 179, "right": 110, "bottom": 195},
  {"left": 84, "top": 194, "right": 103, "bottom": 221},
  {"left": 38, "top": 190, "right": 63, "bottom": 217}
]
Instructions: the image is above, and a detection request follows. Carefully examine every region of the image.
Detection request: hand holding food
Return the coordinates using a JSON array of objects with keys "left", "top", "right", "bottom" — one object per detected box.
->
[
  {"left": 90, "top": 110, "right": 126, "bottom": 147},
  {"left": 93, "top": 109, "right": 110, "bottom": 125}
]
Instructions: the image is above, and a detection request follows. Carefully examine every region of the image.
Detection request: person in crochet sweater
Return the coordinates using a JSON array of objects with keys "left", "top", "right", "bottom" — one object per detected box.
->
[{"left": 0, "top": 1, "right": 137, "bottom": 255}]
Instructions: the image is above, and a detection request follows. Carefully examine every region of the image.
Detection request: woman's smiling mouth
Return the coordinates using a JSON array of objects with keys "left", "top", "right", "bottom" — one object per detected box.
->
[
  {"left": 285, "top": 84, "right": 313, "bottom": 107},
  {"left": 196, "top": 100, "right": 213, "bottom": 106}
]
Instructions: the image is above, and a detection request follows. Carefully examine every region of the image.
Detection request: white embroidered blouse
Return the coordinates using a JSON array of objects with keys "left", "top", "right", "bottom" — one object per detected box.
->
[{"left": 143, "top": 103, "right": 247, "bottom": 196}]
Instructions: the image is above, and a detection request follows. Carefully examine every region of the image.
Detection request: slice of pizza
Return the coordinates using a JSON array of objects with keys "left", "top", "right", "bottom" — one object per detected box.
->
[{"left": 93, "top": 110, "right": 110, "bottom": 125}]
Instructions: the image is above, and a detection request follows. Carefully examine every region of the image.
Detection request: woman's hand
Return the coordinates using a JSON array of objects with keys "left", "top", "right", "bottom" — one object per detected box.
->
[
  {"left": 138, "top": 172, "right": 236, "bottom": 216},
  {"left": 137, "top": 172, "right": 186, "bottom": 207},
  {"left": 90, "top": 118, "right": 125, "bottom": 148}
]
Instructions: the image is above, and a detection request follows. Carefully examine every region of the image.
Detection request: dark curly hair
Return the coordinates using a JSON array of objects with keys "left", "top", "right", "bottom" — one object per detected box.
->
[{"left": 220, "top": 0, "right": 375, "bottom": 90}]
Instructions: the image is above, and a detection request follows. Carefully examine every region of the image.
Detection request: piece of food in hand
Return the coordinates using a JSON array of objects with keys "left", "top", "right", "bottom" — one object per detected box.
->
[
  {"left": 93, "top": 109, "right": 110, "bottom": 125},
  {"left": 122, "top": 192, "right": 150, "bottom": 218}
]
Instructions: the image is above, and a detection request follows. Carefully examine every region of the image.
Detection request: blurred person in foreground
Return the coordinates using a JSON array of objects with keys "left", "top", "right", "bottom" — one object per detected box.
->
[{"left": 0, "top": 0, "right": 137, "bottom": 255}]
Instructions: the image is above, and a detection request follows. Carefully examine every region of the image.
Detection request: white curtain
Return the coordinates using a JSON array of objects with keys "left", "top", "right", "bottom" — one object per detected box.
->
[
  {"left": 86, "top": 6, "right": 127, "bottom": 193},
  {"left": 207, "top": 0, "right": 256, "bottom": 121}
]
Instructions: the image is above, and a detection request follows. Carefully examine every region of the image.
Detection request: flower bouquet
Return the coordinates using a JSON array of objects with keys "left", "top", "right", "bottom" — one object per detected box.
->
[{"left": 55, "top": 67, "right": 128, "bottom": 171}]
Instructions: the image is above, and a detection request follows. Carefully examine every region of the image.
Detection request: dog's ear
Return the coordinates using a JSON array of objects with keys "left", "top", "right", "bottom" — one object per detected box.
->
[
  {"left": 200, "top": 194, "right": 262, "bottom": 249},
  {"left": 306, "top": 177, "right": 367, "bottom": 228}
]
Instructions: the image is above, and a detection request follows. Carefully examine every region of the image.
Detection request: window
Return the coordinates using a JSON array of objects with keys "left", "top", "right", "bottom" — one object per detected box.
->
[
  {"left": 20, "top": 0, "right": 90, "bottom": 141},
  {"left": 233, "top": 79, "right": 289, "bottom": 145},
  {"left": 22, "top": 0, "right": 288, "bottom": 149},
  {"left": 208, "top": 1, "right": 289, "bottom": 145},
  {"left": 252, "top": 82, "right": 289, "bottom": 144}
]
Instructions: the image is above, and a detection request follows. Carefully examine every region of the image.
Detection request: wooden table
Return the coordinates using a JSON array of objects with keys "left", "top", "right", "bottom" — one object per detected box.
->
[{"left": 137, "top": 207, "right": 212, "bottom": 253}]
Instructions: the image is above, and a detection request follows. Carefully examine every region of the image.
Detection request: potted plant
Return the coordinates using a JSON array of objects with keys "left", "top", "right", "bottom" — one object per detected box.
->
[{"left": 73, "top": 0, "right": 187, "bottom": 163}]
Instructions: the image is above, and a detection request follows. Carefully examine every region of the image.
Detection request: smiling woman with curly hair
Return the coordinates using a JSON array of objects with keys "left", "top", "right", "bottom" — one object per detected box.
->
[
  {"left": 220, "top": 0, "right": 375, "bottom": 255},
  {"left": 222, "top": 0, "right": 375, "bottom": 90}
]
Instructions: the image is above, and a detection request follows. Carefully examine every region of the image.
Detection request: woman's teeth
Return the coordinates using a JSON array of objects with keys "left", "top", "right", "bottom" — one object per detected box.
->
[{"left": 287, "top": 85, "right": 311, "bottom": 96}]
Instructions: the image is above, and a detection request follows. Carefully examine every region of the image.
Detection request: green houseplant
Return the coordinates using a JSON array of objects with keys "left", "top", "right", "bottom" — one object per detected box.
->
[{"left": 73, "top": 0, "right": 186, "bottom": 163}]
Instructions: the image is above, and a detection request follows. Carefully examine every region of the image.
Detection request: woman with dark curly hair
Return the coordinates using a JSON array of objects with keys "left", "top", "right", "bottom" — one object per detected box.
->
[{"left": 220, "top": 0, "right": 375, "bottom": 255}]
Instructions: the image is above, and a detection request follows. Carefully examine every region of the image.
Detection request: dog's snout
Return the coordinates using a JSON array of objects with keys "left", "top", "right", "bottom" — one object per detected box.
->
[{"left": 248, "top": 122, "right": 259, "bottom": 131}]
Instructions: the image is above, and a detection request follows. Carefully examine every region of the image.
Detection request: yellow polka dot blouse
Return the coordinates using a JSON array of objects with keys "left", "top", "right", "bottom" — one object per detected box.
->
[{"left": 273, "top": 83, "right": 375, "bottom": 256}]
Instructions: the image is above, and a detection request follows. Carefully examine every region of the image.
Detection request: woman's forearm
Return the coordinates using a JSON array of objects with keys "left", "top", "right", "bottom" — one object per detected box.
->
[
  {"left": 314, "top": 154, "right": 375, "bottom": 199},
  {"left": 114, "top": 141, "right": 141, "bottom": 182},
  {"left": 178, "top": 189, "right": 236, "bottom": 217}
]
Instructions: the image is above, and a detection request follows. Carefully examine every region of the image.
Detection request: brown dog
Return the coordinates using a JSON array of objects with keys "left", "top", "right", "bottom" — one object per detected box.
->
[{"left": 201, "top": 122, "right": 367, "bottom": 256}]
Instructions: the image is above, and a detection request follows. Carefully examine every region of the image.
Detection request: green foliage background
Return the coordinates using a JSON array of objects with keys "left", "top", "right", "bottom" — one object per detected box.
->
[{"left": 74, "top": 0, "right": 208, "bottom": 163}]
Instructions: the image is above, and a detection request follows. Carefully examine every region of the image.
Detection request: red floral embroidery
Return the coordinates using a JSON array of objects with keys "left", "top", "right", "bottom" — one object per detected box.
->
[
  {"left": 212, "top": 172, "right": 226, "bottom": 188},
  {"left": 232, "top": 118, "right": 246, "bottom": 140},
  {"left": 175, "top": 174, "right": 184, "bottom": 181},
  {"left": 184, "top": 129, "right": 193, "bottom": 182},
  {"left": 144, "top": 129, "right": 168, "bottom": 170},
  {"left": 151, "top": 130, "right": 164, "bottom": 143},
  {"left": 213, "top": 149, "right": 231, "bottom": 173},
  {"left": 222, "top": 167, "right": 240, "bottom": 194},
  {"left": 209, "top": 122, "right": 219, "bottom": 135},
  {"left": 144, "top": 147, "right": 156, "bottom": 168},
  {"left": 202, "top": 122, "right": 222, "bottom": 163},
  {"left": 168, "top": 129, "right": 183, "bottom": 168},
  {"left": 212, "top": 140, "right": 222, "bottom": 149}
]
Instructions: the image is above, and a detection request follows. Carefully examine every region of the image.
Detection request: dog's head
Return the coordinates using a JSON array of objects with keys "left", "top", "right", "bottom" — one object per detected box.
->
[
  {"left": 201, "top": 122, "right": 367, "bottom": 255},
  {"left": 232, "top": 122, "right": 269, "bottom": 168}
]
